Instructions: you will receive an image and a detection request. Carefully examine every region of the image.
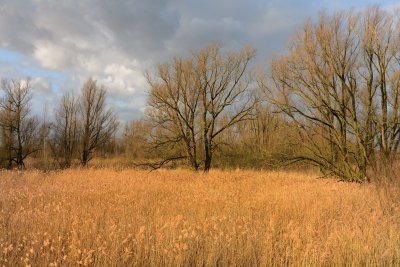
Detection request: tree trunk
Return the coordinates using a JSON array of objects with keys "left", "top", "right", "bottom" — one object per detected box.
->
[
  {"left": 191, "top": 158, "right": 199, "bottom": 171},
  {"left": 81, "top": 149, "right": 89, "bottom": 167},
  {"left": 204, "top": 142, "right": 212, "bottom": 172},
  {"left": 16, "top": 132, "right": 24, "bottom": 169}
]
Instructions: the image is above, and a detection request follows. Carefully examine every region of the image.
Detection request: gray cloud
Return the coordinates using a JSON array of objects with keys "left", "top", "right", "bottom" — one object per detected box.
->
[{"left": 0, "top": 0, "right": 395, "bottom": 123}]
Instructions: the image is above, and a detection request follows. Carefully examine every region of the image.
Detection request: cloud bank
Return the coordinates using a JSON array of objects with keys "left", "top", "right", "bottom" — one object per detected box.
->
[{"left": 0, "top": 0, "right": 395, "bottom": 122}]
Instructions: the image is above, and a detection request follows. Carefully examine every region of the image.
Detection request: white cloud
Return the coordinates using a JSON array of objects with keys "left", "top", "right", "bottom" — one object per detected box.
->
[
  {"left": 100, "top": 63, "right": 147, "bottom": 96},
  {"left": 33, "top": 41, "right": 74, "bottom": 69}
]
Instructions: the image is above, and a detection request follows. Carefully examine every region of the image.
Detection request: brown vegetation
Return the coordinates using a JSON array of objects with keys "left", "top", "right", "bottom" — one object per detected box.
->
[
  {"left": 1, "top": 5, "right": 399, "bottom": 267},
  {"left": 1, "top": 8, "right": 399, "bottom": 182},
  {"left": 263, "top": 7, "right": 400, "bottom": 182},
  {"left": 0, "top": 79, "right": 43, "bottom": 169},
  {"left": 0, "top": 169, "right": 399, "bottom": 266},
  {"left": 146, "top": 43, "right": 257, "bottom": 172},
  {"left": 79, "top": 79, "right": 118, "bottom": 167}
]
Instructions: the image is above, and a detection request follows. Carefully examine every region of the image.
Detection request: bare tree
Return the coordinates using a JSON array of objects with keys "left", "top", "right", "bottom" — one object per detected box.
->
[
  {"left": 196, "top": 44, "right": 256, "bottom": 171},
  {"left": 263, "top": 7, "right": 400, "bottom": 182},
  {"left": 51, "top": 93, "right": 80, "bottom": 168},
  {"left": 147, "top": 58, "right": 201, "bottom": 170},
  {"left": 361, "top": 8, "right": 400, "bottom": 166},
  {"left": 79, "top": 78, "right": 118, "bottom": 166},
  {"left": 35, "top": 104, "right": 52, "bottom": 166},
  {"left": 147, "top": 43, "right": 256, "bottom": 171},
  {"left": 0, "top": 79, "right": 41, "bottom": 169}
]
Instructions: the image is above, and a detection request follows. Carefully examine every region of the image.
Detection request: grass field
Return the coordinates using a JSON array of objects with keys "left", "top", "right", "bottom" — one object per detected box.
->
[{"left": 0, "top": 169, "right": 399, "bottom": 266}]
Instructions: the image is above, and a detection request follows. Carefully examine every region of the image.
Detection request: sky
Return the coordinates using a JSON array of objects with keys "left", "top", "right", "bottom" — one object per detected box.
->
[{"left": 0, "top": 0, "right": 398, "bottom": 123}]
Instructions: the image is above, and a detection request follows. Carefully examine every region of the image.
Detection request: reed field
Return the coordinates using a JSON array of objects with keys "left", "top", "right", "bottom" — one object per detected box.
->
[{"left": 0, "top": 169, "right": 399, "bottom": 266}]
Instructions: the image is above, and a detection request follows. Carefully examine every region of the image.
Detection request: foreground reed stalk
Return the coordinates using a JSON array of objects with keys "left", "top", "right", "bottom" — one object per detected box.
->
[{"left": 0, "top": 169, "right": 399, "bottom": 266}]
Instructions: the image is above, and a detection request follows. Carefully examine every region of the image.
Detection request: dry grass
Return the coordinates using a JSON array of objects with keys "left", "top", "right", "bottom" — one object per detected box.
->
[{"left": 0, "top": 169, "right": 399, "bottom": 266}]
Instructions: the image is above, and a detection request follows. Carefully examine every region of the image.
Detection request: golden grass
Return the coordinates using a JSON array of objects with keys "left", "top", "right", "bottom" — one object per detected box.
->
[{"left": 0, "top": 169, "right": 399, "bottom": 266}]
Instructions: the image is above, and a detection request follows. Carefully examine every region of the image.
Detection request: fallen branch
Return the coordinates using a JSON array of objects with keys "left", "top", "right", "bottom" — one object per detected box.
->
[{"left": 133, "top": 156, "right": 187, "bottom": 171}]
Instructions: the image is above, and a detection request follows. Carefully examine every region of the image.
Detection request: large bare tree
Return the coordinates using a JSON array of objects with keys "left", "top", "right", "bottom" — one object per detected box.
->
[
  {"left": 196, "top": 44, "right": 256, "bottom": 171},
  {"left": 0, "top": 79, "right": 41, "bottom": 169},
  {"left": 263, "top": 7, "right": 400, "bottom": 182},
  {"left": 79, "top": 78, "right": 118, "bottom": 166},
  {"left": 51, "top": 93, "right": 80, "bottom": 168},
  {"left": 147, "top": 58, "right": 201, "bottom": 170},
  {"left": 147, "top": 43, "right": 256, "bottom": 171}
]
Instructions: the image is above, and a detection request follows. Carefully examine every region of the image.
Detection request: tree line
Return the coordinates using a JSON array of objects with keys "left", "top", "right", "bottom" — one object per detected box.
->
[
  {"left": 1, "top": 7, "right": 399, "bottom": 182},
  {"left": 0, "top": 78, "right": 117, "bottom": 169}
]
